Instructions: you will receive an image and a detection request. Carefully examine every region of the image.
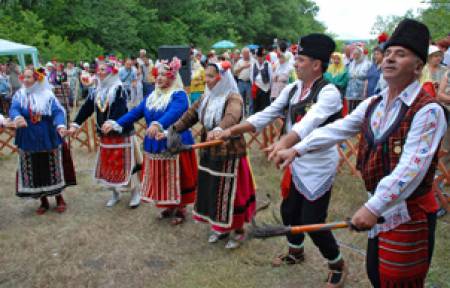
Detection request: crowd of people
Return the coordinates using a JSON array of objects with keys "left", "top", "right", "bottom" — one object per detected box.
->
[
  {"left": 2, "top": 31, "right": 449, "bottom": 117},
  {"left": 1, "top": 18, "right": 450, "bottom": 288}
]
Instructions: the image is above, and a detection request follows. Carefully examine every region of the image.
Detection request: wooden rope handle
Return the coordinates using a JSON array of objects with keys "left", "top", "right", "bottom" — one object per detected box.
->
[
  {"left": 190, "top": 139, "right": 224, "bottom": 150},
  {"left": 289, "top": 221, "right": 349, "bottom": 235}
]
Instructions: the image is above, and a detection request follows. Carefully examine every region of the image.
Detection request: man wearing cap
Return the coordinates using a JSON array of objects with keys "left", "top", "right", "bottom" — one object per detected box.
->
[
  {"left": 214, "top": 33, "right": 347, "bottom": 287},
  {"left": 272, "top": 19, "right": 446, "bottom": 287}
]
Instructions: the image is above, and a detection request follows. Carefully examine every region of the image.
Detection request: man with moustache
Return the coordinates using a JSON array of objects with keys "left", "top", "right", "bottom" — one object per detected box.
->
[{"left": 272, "top": 19, "right": 446, "bottom": 287}]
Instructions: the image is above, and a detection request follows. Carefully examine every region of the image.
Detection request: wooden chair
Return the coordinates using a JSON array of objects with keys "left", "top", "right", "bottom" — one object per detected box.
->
[
  {"left": 0, "top": 97, "right": 16, "bottom": 156},
  {"left": 337, "top": 135, "right": 361, "bottom": 177},
  {"left": 267, "top": 118, "right": 284, "bottom": 145},
  {"left": 0, "top": 128, "right": 17, "bottom": 156},
  {"left": 246, "top": 131, "right": 264, "bottom": 150},
  {"left": 69, "top": 117, "right": 94, "bottom": 152}
]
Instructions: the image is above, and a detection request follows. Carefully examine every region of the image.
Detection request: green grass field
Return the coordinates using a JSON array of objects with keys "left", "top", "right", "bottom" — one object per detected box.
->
[{"left": 0, "top": 146, "right": 448, "bottom": 288}]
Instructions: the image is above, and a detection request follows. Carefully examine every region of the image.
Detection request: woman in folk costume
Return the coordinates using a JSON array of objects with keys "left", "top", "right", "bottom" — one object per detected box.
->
[
  {"left": 102, "top": 57, "right": 198, "bottom": 225},
  {"left": 9, "top": 67, "right": 76, "bottom": 215},
  {"left": 420, "top": 45, "right": 447, "bottom": 91},
  {"left": 324, "top": 52, "right": 349, "bottom": 96},
  {"left": 67, "top": 62, "right": 142, "bottom": 208},
  {"left": 166, "top": 61, "right": 256, "bottom": 249},
  {"left": 324, "top": 52, "right": 349, "bottom": 115}
]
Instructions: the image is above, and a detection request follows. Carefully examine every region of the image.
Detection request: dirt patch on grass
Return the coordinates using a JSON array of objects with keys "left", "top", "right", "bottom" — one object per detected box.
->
[{"left": 0, "top": 147, "right": 448, "bottom": 288}]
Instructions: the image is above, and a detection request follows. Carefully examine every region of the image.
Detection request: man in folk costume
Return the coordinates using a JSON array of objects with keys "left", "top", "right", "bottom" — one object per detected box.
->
[
  {"left": 67, "top": 62, "right": 142, "bottom": 208},
  {"left": 102, "top": 58, "right": 198, "bottom": 225},
  {"left": 250, "top": 47, "right": 273, "bottom": 145},
  {"left": 251, "top": 47, "right": 272, "bottom": 113},
  {"left": 9, "top": 67, "right": 76, "bottom": 214},
  {"left": 160, "top": 61, "right": 256, "bottom": 249},
  {"left": 215, "top": 34, "right": 348, "bottom": 286},
  {"left": 272, "top": 19, "right": 446, "bottom": 288}
]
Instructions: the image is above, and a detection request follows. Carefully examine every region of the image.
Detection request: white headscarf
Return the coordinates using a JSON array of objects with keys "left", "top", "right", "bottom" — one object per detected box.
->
[
  {"left": 15, "top": 71, "right": 58, "bottom": 116},
  {"left": 197, "top": 62, "right": 239, "bottom": 130},
  {"left": 146, "top": 58, "right": 184, "bottom": 111},
  {"left": 349, "top": 46, "right": 371, "bottom": 79},
  {"left": 352, "top": 46, "right": 366, "bottom": 64},
  {"left": 93, "top": 72, "right": 122, "bottom": 106}
]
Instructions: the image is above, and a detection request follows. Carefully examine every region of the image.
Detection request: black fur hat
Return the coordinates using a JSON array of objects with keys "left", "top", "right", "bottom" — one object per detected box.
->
[
  {"left": 384, "top": 18, "right": 430, "bottom": 63},
  {"left": 298, "top": 33, "right": 336, "bottom": 64}
]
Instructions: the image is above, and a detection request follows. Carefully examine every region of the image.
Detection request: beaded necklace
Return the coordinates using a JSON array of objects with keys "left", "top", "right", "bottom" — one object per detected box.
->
[
  {"left": 27, "top": 93, "right": 41, "bottom": 124},
  {"left": 96, "top": 86, "right": 112, "bottom": 113}
]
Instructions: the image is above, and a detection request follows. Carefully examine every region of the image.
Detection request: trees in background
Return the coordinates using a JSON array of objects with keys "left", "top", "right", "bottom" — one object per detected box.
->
[
  {"left": 0, "top": 0, "right": 325, "bottom": 62},
  {"left": 371, "top": 1, "right": 449, "bottom": 41},
  {"left": 2, "top": 0, "right": 446, "bottom": 63}
]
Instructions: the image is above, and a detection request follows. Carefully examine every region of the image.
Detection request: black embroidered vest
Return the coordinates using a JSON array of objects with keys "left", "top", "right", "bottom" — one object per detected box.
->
[
  {"left": 252, "top": 62, "right": 270, "bottom": 84},
  {"left": 287, "top": 78, "right": 341, "bottom": 129}
]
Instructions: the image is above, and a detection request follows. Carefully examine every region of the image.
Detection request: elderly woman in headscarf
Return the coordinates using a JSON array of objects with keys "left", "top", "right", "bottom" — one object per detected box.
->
[
  {"left": 190, "top": 50, "right": 206, "bottom": 104},
  {"left": 270, "top": 52, "right": 294, "bottom": 100},
  {"left": 324, "top": 52, "right": 349, "bottom": 96},
  {"left": 102, "top": 58, "right": 198, "bottom": 225},
  {"left": 324, "top": 52, "right": 349, "bottom": 115},
  {"left": 161, "top": 61, "right": 256, "bottom": 249},
  {"left": 9, "top": 67, "right": 76, "bottom": 214},
  {"left": 67, "top": 61, "right": 142, "bottom": 209},
  {"left": 345, "top": 45, "right": 371, "bottom": 112},
  {"left": 421, "top": 45, "right": 447, "bottom": 91}
]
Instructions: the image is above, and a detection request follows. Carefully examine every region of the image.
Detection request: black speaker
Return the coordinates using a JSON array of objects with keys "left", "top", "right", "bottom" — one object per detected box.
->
[{"left": 158, "top": 45, "right": 191, "bottom": 87}]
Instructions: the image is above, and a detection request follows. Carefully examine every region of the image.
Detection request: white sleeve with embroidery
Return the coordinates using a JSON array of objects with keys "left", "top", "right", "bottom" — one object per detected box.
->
[
  {"left": 293, "top": 85, "right": 343, "bottom": 140},
  {"left": 293, "top": 97, "right": 371, "bottom": 155},
  {"left": 365, "top": 103, "right": 447, "bottom": 216}
]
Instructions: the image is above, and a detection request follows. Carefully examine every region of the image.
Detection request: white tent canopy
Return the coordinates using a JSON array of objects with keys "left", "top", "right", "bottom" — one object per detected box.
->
[{"left": 0, "top": 39, "right": 39, "bottom": 69}]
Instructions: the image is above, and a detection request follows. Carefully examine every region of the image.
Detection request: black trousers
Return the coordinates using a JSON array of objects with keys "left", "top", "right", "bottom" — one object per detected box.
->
[
  {"left": 253, "top": 88, "right": 271, "bottom": 113},
  {"left": 366, "top": 213, "right": 437, "bottom": 288},
  {"left": 280, "top": 183, "right": 340, "bottom": 261}
]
